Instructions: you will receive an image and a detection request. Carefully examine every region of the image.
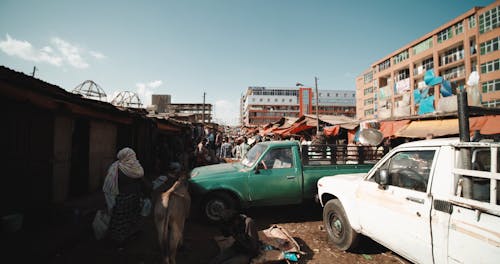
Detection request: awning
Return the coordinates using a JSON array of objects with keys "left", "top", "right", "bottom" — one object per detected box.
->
[
  {"left": 396, "top": 119, "right": 458, "bottom": 138},
  {"left": 395, "top": 115, "right": 500, "bottom": 138},
  {"left": 379, "top": 120, "right": 410, "bottom": 138}
]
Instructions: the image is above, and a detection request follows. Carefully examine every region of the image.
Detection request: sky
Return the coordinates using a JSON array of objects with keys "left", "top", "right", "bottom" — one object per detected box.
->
[{"left": 0, "top": 0, "right": 494, "bottom": 125}]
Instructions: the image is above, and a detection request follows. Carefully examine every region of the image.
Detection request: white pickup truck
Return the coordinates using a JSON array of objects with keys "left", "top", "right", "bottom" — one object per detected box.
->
[{"left": 317, "top": 138, "right": 500, "bottom": 264}]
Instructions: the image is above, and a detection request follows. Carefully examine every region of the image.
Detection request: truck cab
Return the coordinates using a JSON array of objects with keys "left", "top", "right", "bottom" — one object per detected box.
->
[{"left": 318, "top": 138, "right": 500, "bottom": 264}]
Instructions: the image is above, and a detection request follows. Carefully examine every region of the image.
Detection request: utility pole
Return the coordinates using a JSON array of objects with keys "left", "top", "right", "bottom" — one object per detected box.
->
[
  {"left": 202, "top": 92, "right": 206, "bottom": 124},
  {"left": 314, "top": 76, "right": 320, "bottom": 134},
  {"left": 32, "top": 66, "right": 38, "bottom": 77}
]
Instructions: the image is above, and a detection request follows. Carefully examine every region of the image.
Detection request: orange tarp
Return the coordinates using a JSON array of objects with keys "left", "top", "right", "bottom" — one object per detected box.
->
[
  {"left": 379, "top": 120, "right": 410, "bottom": 138},
  {"left": 323, "top": 125, "right": 340, "bottom": 136},
  {"left": 470, "top": 115, "right": 500, "bottom": 135}
]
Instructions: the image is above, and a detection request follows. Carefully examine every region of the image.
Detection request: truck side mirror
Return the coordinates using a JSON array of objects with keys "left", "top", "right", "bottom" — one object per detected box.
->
[
  {"left": 375, "top": 169, "right": 390, "bottom": 188},
  {"left": 255, "top": 162, "right": 265, "bottom": 174}
]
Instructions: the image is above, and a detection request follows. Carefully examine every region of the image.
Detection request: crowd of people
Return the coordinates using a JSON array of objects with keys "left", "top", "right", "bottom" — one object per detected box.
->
[{"left": 193, "top": 128, "right": 257, "bottom": 167}]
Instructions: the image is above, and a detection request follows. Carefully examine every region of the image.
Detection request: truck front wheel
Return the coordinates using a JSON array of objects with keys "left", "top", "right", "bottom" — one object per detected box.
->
[
  {"left": 323, "top": 199, "right": 358, "bottom": 251},
  {"left": 202, "top": 192, "right": 237, "bottom": 223}
]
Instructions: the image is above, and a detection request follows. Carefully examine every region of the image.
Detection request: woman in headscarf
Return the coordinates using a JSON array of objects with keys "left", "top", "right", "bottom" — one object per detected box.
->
[{"left": 103, "top": 147, "right": 145, "bottom": 245}]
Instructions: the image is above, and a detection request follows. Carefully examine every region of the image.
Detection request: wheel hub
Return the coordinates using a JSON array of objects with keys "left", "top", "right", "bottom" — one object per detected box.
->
[
  {"left": 206, "top": 200, "right": 225, "bottom": 220},
  {"left": 329, "top": 214, "right": 343, "bottom": 238}
]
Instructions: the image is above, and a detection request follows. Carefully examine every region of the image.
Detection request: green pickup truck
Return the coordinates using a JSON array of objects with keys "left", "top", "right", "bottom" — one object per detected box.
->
[{"left": 189, "top": 140, "right": 379, "bottom": 221}]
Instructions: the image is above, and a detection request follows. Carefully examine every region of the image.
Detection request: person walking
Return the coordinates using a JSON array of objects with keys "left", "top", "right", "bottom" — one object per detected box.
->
[
  {"left": 103, "top": 147, "right": 147, "bottom": 247},
  {"left": 239, "top": 137, "right": 249, "bottom": 159},
  {"left": 220, "top": 137, "right": 233, "bottom": 159}
]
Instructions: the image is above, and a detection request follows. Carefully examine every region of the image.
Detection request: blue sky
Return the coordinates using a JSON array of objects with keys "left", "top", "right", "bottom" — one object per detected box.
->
[{"left": 0, "top": 0, "right": 494, "bottom": 125}]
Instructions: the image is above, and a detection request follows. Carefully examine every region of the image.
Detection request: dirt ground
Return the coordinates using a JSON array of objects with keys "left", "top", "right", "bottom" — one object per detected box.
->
[{"left": 47, "top": 201, "right": 410, "bottom": 264}]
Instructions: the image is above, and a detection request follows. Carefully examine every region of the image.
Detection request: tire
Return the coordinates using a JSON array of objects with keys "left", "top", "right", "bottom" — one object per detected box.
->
[
  {"left": 202, "top": 192, "right": 237, "bottom": 223},
  {"left": 323, "top": 199, "right": 358, "bottom": 251}
]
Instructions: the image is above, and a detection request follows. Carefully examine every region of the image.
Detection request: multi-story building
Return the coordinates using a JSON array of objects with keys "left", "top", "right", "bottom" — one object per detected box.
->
[
  {"left": 151, "top": 94, "right": 171, "bottom": 113},
  {"left": 151, "top": 94, "right": 212, "bottom": 123},
  {"left": 241, "top": 86, "right": 355, "bottom": 126},
  {"left": 356, "top": 2, "right": 500, "bottom": 120}
]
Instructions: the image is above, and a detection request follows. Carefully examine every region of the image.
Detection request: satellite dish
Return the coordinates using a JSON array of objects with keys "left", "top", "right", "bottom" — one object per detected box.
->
[{"left": 358, "top": 128, "right": 384, "bottom": 146}]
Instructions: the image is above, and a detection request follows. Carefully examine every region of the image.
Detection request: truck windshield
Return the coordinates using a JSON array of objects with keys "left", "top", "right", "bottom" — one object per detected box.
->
[{"left": 241, "top": 144, "right": 266, "bottom": 167}]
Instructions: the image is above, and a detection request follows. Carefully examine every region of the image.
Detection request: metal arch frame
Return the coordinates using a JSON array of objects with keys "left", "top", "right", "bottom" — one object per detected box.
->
[
  {"left": 110, "top": 91, "right": 143, "bottom": 108},
  {"left": 72, "top": 80, "right": 107, "bottom": 101}
]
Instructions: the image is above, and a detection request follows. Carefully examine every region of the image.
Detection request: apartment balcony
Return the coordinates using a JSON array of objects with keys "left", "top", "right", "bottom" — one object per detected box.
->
[
  {"left": 440, "top": 50, "right": 464, "bottom": 67},
  {"left": 443, "top": 68, "right": 466, "bottom": 81}
]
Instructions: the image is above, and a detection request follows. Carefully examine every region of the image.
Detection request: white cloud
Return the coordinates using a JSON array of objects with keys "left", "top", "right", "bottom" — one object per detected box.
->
[
  {"left": 0, "top": 34, "right": 99, "bottom": 69},
  {"left": 135, "top": 80, "right": 163, "bottom": 107},
  {"left": 0, "top": 34, "right": 63, "bottom": 66},
  {"left": 215, "top": 100, "right": 239, "bottom": 126},
  {"left": 89, "top": 50, "right": 106, "bottom": 59},
  {"left": 51, "top": 37, "right": 89, "bottom": 69},
  {"left": 148, "top": 80, "right": 162, "bottom": 88}
]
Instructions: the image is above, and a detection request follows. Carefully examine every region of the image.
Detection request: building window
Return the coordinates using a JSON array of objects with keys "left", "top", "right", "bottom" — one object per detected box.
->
[
  {"left": 282, "top": 99, "right": 285, "bottom": 102},
  {"left": 396, "top": 69, "right": 410, "bottom": 81},
  {"left": 259, "top": 98, "right": 263, "bottom": 102},
  {"left": 480, "top": 36, "right": 500, "bottom": 55},
  {"left": 393, "top": 50, "right": 409, "bottom": 65},
  {"left": 364, "top": 98, "right": 373, "bottom": 106},
  {"left": 482, "top": 99, "right": 500, "bottom": 108},
  {"left": 482, "top": 79, "right": 500, "bottom": 93},
  {"left": 443, "top": 65, "right": 465, "bottom": 80},
  {"left": 252, "top": 98, "right": 255, "bottom": 102},
  {"left": 437, "top": 27, "right": 453, "bottom": 43},
  {"left": 422, "top": 57, "right": 434, "bottom": 71},
  {"left": 479, "top": 5, "right": 500, "bottom": 34},
  {"left": 378, "top": 59, "right": 391, "bottom": 71},
  {"left": 364, "top": 87, "right": 373, "bottom": 95},
  {"left": 274, "top": 98, "right": 278, "bottom": 102},
  {"left": 455, "top": 21, "right": 463, "bottom": 35},
  {"left": 413, "top": 37, "right": 433, "bottom": 55},
  {"left": 364, "top": 108, "right": 374, "bottom": 116},
  {"left": 289, "top": 99, "right": 292, "bottom": 102},
  {"left": 469, "top": 15, "right": 476, "bottom": 28},
  {"left": 364, "top": 71, "right": 373, "bottom": 84},
  {"left": 481, "top": 58, "right": 500, "bottom": 74},
  {"left": 441, "top": 45, "right": 464, "bottom": 66},
  {"left": 336, "top": 93, "right": 339, "bottom": 97},
  {"left": 472, "top": 59, "right": 478, "bottom": 72}
]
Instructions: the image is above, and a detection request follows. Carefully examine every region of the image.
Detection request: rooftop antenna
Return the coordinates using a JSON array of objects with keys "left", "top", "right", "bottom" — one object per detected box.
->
[
  {"left": 31, "top": 66, "right": 38, "bottom": 77},
  {"left": 110, "top": 91, "right": 143, "bottom": 108},
  {"left": 72, "top": 80, "right": 108, "bottom": 101}
]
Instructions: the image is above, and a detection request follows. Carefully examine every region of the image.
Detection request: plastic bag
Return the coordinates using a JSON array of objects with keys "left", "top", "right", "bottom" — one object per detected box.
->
[
  {"left": 418, "top": 95, "right": 435, "bottom": 115},
  {"left": 92, "top": 210, "right": 110, "bottom": 240}
]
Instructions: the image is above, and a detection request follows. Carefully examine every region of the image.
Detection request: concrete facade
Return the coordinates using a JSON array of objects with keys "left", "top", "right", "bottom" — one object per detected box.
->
[
  {"left": 357, "top": 2, "right": 500, "bottom": 120},
  {"left": 241, "top": 86, "right": 355, "bottom": 126}
]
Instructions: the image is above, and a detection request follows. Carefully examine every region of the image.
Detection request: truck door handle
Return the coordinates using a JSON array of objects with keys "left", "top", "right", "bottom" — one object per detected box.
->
[
  {"left": 286, "top": 175, "right": 296, "bottom": 179},
  {"left": 406, "top": 196, "right": 424, "bottom": 204}
]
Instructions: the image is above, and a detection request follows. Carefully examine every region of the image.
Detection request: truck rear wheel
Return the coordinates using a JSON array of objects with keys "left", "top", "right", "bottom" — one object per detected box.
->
[
  {"left": 202, "top": 192, "right": 237, "bottom": 223},
  {"left": 323, "top": 199, "right": 358, "bottom": 251}
]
